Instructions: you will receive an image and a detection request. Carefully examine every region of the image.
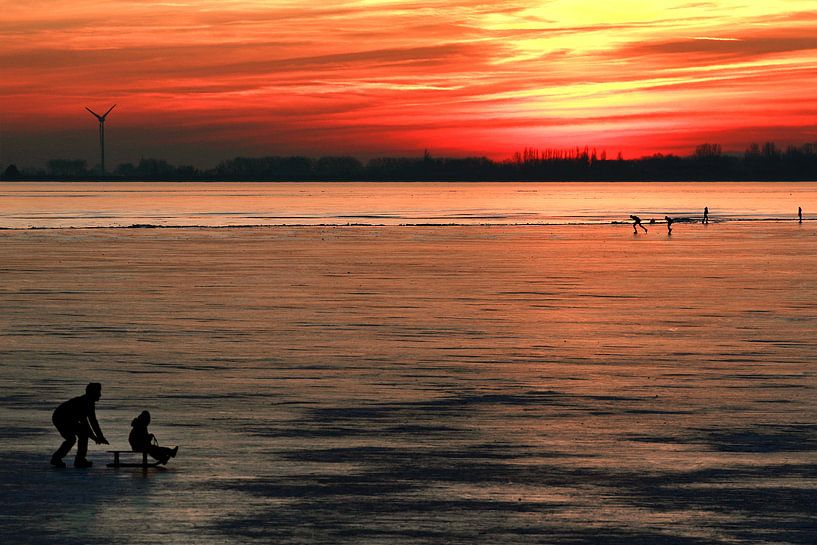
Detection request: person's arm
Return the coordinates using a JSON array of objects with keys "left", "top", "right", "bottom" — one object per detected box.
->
[{"left": 88, "top": 405, "right": 109, "bottom": 445}]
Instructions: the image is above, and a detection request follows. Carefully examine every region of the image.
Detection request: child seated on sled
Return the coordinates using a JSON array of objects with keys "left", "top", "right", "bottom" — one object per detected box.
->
[{"left": 129, "top": 410, "right": 178, "bottom": 465}]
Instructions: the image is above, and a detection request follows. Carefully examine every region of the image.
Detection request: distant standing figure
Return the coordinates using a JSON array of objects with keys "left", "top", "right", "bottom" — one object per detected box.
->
[
  {"left": 703, "top": 206, "right": 709, "bottom": 224},
  {"left": 630, "top": 215, "right": 648, "bottom": 233},
  {"left": 798, "top": 207, "right": 803, "bottom": 223},
  {"left": 665, "top": 216, "right": 674, "bottom": 235},
  {"left": 51, "top": 382, "right": 109, "bottom": 468},
  {"left": 129, "top": 410, "right": 178, "bottom": 465}
]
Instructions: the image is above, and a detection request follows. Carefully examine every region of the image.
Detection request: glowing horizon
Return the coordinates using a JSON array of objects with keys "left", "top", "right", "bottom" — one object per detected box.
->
[{"left": 2, "top": 1, "right": 817, "bottom": 168}]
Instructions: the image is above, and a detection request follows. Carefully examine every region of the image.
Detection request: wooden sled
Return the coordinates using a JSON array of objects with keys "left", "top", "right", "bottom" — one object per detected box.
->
[{"left": 107, "top": 450, "right": 164, "bottom": 469}]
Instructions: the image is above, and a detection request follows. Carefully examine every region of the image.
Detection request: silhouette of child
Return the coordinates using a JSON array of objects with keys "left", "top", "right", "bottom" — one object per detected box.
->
[
  {"left": 798, "top": 207, "right": 803, "bottom": 223},
  {"left": 129, "top": 410, "right": 178, "bottom": 465},
  {"left": 703, "top": 206, "right": 709, "bottom": 224},
  {"left": 665, "top": 216, "right": 673, "bottom": 235},
  {"left": 630, "top": 215, "right": 647, "bottom": 233}
]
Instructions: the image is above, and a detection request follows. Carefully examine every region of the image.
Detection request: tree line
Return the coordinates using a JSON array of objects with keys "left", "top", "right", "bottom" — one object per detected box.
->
[{"left": 4, "top": 142, "right": 817, "bottom": 181}]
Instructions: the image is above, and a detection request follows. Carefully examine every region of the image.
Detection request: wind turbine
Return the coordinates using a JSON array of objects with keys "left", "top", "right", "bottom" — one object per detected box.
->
[{"left": 85, "top": 104, "right": 116, "bottom": 174}]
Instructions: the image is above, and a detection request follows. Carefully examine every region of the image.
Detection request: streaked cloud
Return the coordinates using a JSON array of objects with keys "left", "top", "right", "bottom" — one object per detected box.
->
[{"left": 2, "top": 1, "right": 816, "bottom": 167}]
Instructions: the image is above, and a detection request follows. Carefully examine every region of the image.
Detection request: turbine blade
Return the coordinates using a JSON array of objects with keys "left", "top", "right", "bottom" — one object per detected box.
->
[
  {"left": 101, "top": 104, "right": 116, "bottom": 119},
  {"left": 85, "top": 107, "right": 102, "bottom": 120}
]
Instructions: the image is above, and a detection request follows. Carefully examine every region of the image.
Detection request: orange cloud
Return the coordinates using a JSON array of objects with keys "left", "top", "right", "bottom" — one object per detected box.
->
[{"left": 2, "top": 1, "right": 817, "bottom": 167}]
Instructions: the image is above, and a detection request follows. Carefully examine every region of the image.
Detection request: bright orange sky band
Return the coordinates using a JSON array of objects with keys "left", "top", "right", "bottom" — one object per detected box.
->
[{"left": 2, "top": 1, "right": 817, "bottom": 167}]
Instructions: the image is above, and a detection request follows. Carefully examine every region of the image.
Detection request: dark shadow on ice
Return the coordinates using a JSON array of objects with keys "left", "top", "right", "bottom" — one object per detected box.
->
[
  {"left": 0, "top": 453, "right": 157, "bottom": 545},
  {"left": 212, "top": 438, "right": 816, "bottom": 544},
  {"left": 248, "top": 389, "right": 693, "bottom": 442},
  {"left": 626, "top": 424, "right": 817, "bottom": 453},
  {"left": 703, "top": 424, "right": 817, "bottom": 452},
  {"left": 211, "top": 393, "right": 816, "bottom": 544}
]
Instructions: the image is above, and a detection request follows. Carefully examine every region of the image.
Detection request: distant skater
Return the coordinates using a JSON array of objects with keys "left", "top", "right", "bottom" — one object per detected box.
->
[
  {"left": 50, "top": 383, "right": 109, "bottom": 468},
  {"left": 703, "top": 206, "right": 709, "bottom": 224},
  {"left": 129, "top": 410, "right": 178, "bottom": 465},
  {"left": 798, "top": 207, "right": 803, "bottom": 223},
  {"left": 630, "top": 215, "right": 648, "bottom": 233},
  {"left": 665, "top": 216, "right": 673, "bottom": 235}
]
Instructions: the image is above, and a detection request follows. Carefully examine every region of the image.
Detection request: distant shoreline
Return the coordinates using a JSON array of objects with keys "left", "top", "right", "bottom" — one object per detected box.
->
[{"left": 5, "top": 142, "right": 817, "bottom": 182}]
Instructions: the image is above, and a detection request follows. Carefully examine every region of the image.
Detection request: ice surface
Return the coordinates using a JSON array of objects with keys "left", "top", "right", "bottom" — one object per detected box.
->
[{"left": 1, "top": 212, "right": 815, "bottom": 543}]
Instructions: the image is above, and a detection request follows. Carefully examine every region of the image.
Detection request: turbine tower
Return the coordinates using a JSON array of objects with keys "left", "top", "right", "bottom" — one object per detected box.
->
[{"left": 85, "top": 104, "right": 116, "bottom": 175}]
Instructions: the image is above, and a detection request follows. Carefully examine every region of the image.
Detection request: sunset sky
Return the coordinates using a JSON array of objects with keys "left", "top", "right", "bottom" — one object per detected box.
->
[{"left": 3, "top": 1, "right": 817, "bottom": 168}]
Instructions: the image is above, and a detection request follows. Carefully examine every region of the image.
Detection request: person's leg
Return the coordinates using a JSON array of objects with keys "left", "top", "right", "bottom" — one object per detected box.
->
[
  {"left": 52, "top": 433, "right": 75, "bottom": 465},
  {"left": 52, "top": 418, "right": 76, "bottom": 466},
  {"left": 75, "top": 427, "right": 89, "bottom": 464},
  {"left": 147, "top": 444, "right": 172, "bottom": 463}
]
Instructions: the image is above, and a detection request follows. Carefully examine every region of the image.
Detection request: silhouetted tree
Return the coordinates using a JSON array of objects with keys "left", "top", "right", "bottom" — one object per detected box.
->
[
  {"left": 315, "top": 156, "right": 363, "bottom": 179},
  {"left": 694, "top": 143, "right": 722, "bottom": 159},
  {"left": 2, "top": 164, "right": 20, "bottom": 179},
  {"left": 174, "top": 165, "right": 199, "bottom": 178},
  {"left": 135, "top": 158, "right": 175, "bottom": 178},
  {"left": 47, "top": 159, "right": 88, "bottom": 177},
  {"left": 114, "top": 163, "right": 137, "bottom": 177}
]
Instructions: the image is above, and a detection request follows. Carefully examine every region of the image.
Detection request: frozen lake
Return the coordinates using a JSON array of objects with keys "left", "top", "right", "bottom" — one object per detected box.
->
[{"left": 0, "top": 184, "right": 815, "bottom": 543}]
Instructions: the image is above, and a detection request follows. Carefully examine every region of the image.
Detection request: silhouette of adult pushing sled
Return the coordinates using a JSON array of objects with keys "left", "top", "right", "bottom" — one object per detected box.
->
[{"left": 51, "top": 383, "right": 108, "bottom": 468}]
